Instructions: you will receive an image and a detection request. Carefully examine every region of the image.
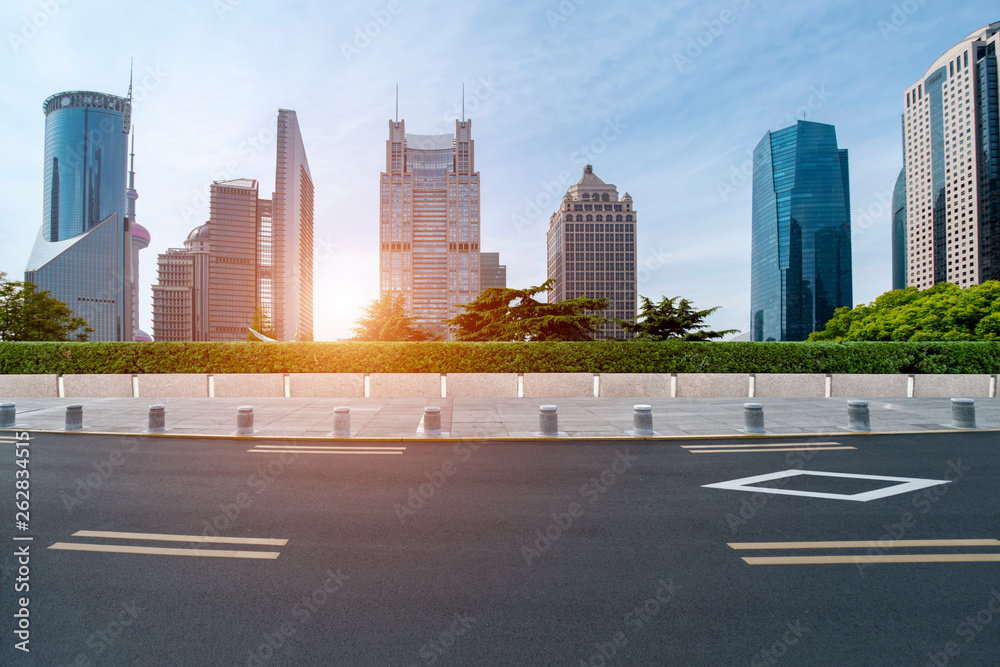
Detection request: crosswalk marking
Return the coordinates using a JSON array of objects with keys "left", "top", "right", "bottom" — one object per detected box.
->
[
  {"left": 71, "top": 530, "right": 288, "bottom": 546},
  {"left": 48, "top": 542, "right": 281, "bottom": 559}
]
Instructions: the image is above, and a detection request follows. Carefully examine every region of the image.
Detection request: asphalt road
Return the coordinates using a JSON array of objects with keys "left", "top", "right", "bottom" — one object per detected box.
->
[{"left": 1, "top": 430, "right": 998, "bottom": 666}]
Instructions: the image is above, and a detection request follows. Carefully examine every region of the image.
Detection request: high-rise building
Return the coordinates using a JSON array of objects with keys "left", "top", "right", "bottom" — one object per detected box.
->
[
  {"left": 546, "top": 165, "right": 637, "bottom": 339},
  {"left": 751, "top": 121, "right": 853, "bottom": 342},
  {"left": 480, "top": 252, "right": 507, "bottom": 291},
  {"left": 271, "top": 109, "right": 314, "bottom": 341},
  {"left": 902, "top": 23, "right": 1000, "bottom": 289},
  {"left": 25, "top": 89, "right": 135, "bottom": 341},
  {"left": 380, "top": 119, "right": 480, "bottom": 339},
  {"left": 151, "top": 223, "right": 210, "bottom": 342},
  {"left": 891, "top": 167, "right": 907, "bottom": 290}
]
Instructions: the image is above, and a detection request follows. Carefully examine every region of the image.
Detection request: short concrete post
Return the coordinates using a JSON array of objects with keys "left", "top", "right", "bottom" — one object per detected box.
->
[
  {"left": 65, "top": 404, "right": 83, "bottom": 431},
  {"left": 423, "top": 406, "right": 441, "bottom": 437},
  {"left": 236, "top": 405, "right": 255, "bottom": 436},
  {"left": 539, "top": 405, "right": 558, "bottom": 436},
  {"left": 147, "top": 404, "right": 166, "bottom": 433},
  {"left": 0, "top": 402, "right": 15, "bottom": 429},
  {"left": 847, "top": 400, "right": 871, "bottom": 432},
  {"left": 743, "top": 403, "right": 765, "bottom": 434},
  {"left": 333, "top": 406, "right": 350, "bottom": 438},
  {"left": 633, "top": 405, "right": 653, "bottom": 436},
  {"left": 951, "top": 398, "right": 976, "bottom": 429}
]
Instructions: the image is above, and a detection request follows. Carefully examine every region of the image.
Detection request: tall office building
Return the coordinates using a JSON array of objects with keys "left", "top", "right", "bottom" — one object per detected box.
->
[
  {"left": 380, "top": 119, "right": 480, "bottom": 339},
  {"left": 480, "top": 252, "right": 507, "bottom": 291},
  {"left": 271, "top": 109, "right": 314, "bottom": 341},
  {"left": 891, "top": 167, "right": 907, "bottom": 290},
  {"left": 902, "top": 23, "right": 1000, "bottom": 289},
  {"left": 546, "top": 165, "right": 637, "bottom": 339},
  {"left": 751, "top": 121, "right": 853, "bottom": 341},
  {"left": 151, "top": 223, "right": 210, "bottom": 342},
  {"left": 25, "top": 89, "right": 135, "bottom": 341}
]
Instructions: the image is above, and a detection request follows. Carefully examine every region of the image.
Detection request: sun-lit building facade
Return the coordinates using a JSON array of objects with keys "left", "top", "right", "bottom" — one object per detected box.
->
[{"left": 380, "top": 119, "right": 480, "bottom": 339}]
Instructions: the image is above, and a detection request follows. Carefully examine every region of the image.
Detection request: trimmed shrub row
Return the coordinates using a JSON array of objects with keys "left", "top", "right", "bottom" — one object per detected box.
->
[{"left": 0, "top": 341, "right": 998, "bottom": 375}]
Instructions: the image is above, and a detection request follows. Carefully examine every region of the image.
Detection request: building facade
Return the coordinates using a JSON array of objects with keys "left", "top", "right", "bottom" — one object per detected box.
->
[
  {"left": 26, "top": 90, "right": 135, "bottom": 341},
  {"left": 751, "top": 121, "right": 853, "bottom": 342},
  {"left": 891, "top": 167, "right": 907, "bottom": 290},
  {"left": 272, "top": 110, "right": 314, "bottom": 341},
  {"left": 902, "top": 23, "right": 1000, "bottom": 289},
  {"left": 380, "top": 119, "right": 481, "bottom": 339},
  {"left": 546, "top": 165, "right": 637, "bottom": 339},
  {"left": 480, "top": 252, "right": 507, "bottom": 291}
]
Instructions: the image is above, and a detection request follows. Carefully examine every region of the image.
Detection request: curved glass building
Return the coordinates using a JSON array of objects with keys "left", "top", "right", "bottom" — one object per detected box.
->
[
  {"left": 750, "top": 121, "right": 853, "bottom": 341},
  {"left": 891, "top": 167, "right": 907, "bottom": 290},
  {"left": 26, "top": 91, "right": 134, "bottom": 341}
]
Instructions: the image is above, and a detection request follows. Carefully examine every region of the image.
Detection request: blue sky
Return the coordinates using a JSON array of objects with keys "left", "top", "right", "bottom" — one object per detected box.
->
[{"left": 0, "top": 0, "right": 996, "bottom": 340}]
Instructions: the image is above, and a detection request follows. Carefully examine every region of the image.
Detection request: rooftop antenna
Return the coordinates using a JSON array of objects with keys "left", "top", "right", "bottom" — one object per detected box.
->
[
  {"left": 462, "top": 83, "right": 465, "bottom": 122},
  {"left": 123, "top": 57, "right": 134, "bottom": 134},
  {"left": 395, "top": 84, "right": 398, "bottom": 122}
]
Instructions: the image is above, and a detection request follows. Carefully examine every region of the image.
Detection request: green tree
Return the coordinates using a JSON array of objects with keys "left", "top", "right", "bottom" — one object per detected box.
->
[
  {"left": 351, "top": 293, "right": 439, "bottom": 341},
  {"left": 247, "top": 304, "right": 276, "bottom": 341},
  {"left": 616, "top": 295, "right": 738, "bottom": 341},
  {"left": 0, "top": 273, "right": 93, "bottom": 341},
  {"left": 446, "top": 279, "right": 610, "bottom": 341},
  {"left": 809, "top": 282, "right": 1000, "bottom": 341}
]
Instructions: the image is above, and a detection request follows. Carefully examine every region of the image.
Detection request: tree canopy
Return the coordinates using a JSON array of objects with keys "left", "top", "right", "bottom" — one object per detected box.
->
[
  {"left": 808, "top": 281, "right": 1000, "bottom": 341},
  {"left": 616, "top": 295, "right": 738, "bottom": 341},
  {"left": 446, "top": 279, "right": 610, "bottom": 341},
  {"left": 0, "top": 273, "right": 93, "bottom": 341},
  {"left": 351, "top": 292, "right": 439, "bottom": 341}
]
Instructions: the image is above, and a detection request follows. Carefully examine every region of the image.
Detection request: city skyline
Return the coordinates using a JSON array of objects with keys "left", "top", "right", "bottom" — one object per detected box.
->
[{"left": 0, "top": 2, "right": 997, "bottom": 340}]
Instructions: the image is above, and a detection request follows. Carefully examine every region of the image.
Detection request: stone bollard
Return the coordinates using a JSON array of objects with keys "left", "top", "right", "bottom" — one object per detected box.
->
[
  {"left": 423, "top": 406, "right": 442, "bottom": 437},
  {"left": 148, "top": 404, "right": 166, "bottom": 433},
  {"left": 333, "top": 406, "right": 351, "bottom": 438},
  {"left": 539, "top": 405, "right": 559, "bottom": 436},
  {"left": 633, "top": 405, "right": 654, "bottom": 436},
  {"left": 0, "top": 402, "right": 15, "bottom": 429},
  {"left": 847, "top": 400, "right": 871, "bottom": 432},
  {"left": 743, "top": 403, "right": 765, "bottom": 434},
  {"left": 951, "top": 398, "right": 976, "bottom": 429},
  {"left": 65, "top": 404, "right": 83, "bottom": 431},
  {"left": 236, "top": 406, "right": 255, "bottom": 436}
]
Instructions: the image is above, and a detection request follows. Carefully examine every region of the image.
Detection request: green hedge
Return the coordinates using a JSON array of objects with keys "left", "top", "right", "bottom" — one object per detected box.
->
[{"left": 0, "top": 341, "right": 998, "bottom": 374}]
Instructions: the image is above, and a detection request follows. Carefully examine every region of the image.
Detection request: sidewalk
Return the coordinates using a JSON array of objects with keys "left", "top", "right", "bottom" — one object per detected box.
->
[{"left": 2, "top": 396, "right": 997, "bottom": 439}]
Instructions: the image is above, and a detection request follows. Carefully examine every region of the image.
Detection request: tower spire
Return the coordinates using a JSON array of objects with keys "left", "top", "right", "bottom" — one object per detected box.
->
[
  {"left": 395, "top": 84, "right": 398, "bottom": 122},
  {"left": 462, "top": 83, "right": 465, "bottom": 122}
]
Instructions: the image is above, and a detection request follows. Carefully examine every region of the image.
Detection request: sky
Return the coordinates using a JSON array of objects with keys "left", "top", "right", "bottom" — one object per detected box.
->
[{"left": 0, "top": 0, "right": 997, "bottom": 341}]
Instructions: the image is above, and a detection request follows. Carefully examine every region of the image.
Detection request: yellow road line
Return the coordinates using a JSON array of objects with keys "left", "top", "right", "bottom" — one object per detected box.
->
[
  {"left": 683, "top": 442, "right": 841, "bottom": 449},
  {"left": 249, "top": 449, "right": 404, "bottom": 455},
  {"left": 743, "top": 554, "right": 1000, "bottom": 565},
  {"left": 71, "top": 531, "right": 287, "bottom": 546},
  {"left": 690, "top": 446, "right": 856, "bottom": 454},
  {"left": 253, "top": 445, "right": 406, "bottom": 450},
  {"left": 730, "top": 539, "right": 1000, "bottom": 550},
  {"left": 48, "top": 543, "right": 281, "bottom": 559}
]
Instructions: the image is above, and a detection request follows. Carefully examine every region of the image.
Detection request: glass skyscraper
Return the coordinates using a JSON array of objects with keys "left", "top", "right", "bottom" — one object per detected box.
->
[
  {"left": 380, "top": 119, "right": 480, "bottom": 339},
  {"left": 902, "top": 23, "right": 1000, "bottom": 289},
  {"left": 26, "top": 90, "right": 134, "bottom": 341},
  {"left": 751, "top": 121, "right": 853, "bottom": 342},
  {"left": 891, "top": 167, "right": 907, "bottom": 290}
]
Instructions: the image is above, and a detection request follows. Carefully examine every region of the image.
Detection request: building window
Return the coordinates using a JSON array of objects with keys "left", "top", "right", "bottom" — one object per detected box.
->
[
  {"left": 625, "top": 215, "right": 633, "bottom": 222},
  {"left": 586, "top": 215, "right": 593, "bottom": 222}
]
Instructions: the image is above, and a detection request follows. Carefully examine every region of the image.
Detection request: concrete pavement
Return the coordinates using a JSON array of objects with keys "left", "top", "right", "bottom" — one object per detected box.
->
[{"left": 2, "top": 396, "right": 998, "bottom": 439}]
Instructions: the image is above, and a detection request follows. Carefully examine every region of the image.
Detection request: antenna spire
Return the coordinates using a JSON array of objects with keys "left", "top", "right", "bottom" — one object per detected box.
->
[
  {"left": 128, "top": 57, "right": 133, "bottom": 102},
  {"left": 395, "top": 84, "right": 398, "bottom": 122},
  {"left": 462, "top": 83, "right": 465, "bottom": 122}
]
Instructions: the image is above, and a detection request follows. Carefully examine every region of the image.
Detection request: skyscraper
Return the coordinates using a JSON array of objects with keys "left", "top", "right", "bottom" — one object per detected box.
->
[
  {"left": 271, "top": 109, "right": 314, "bottom": 341},
  {"left": 902, "top": 23, "right": 1000, "bottom": 289},
  {"left": 546, "top": 165, "right": 637, "bottom": 339},
  {"left": 380, "top": 119, "right": 480, "bottom": 339},
  {"left": 891, "top": 167, "right": 907, "bottom": 290},
  {"left": 751, "top": 121, "right": 853, "bottom": 341},
  {"left": 480, "top": 252, "right": 507, "bottom": 291},
  {"left": 26, "top": 89, "right": 135, "bottom": 341}
]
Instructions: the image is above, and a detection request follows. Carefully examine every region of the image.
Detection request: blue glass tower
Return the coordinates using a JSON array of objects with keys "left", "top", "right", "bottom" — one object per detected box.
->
[
  {"left": 25, "top": 90, "right": 134, "bottom": 341},
  {"left": 891, "top": 167, "right": 907, "bottom": 290},
  {"left": 750, "top": 121, "right": 853, "bottom": 341}
]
